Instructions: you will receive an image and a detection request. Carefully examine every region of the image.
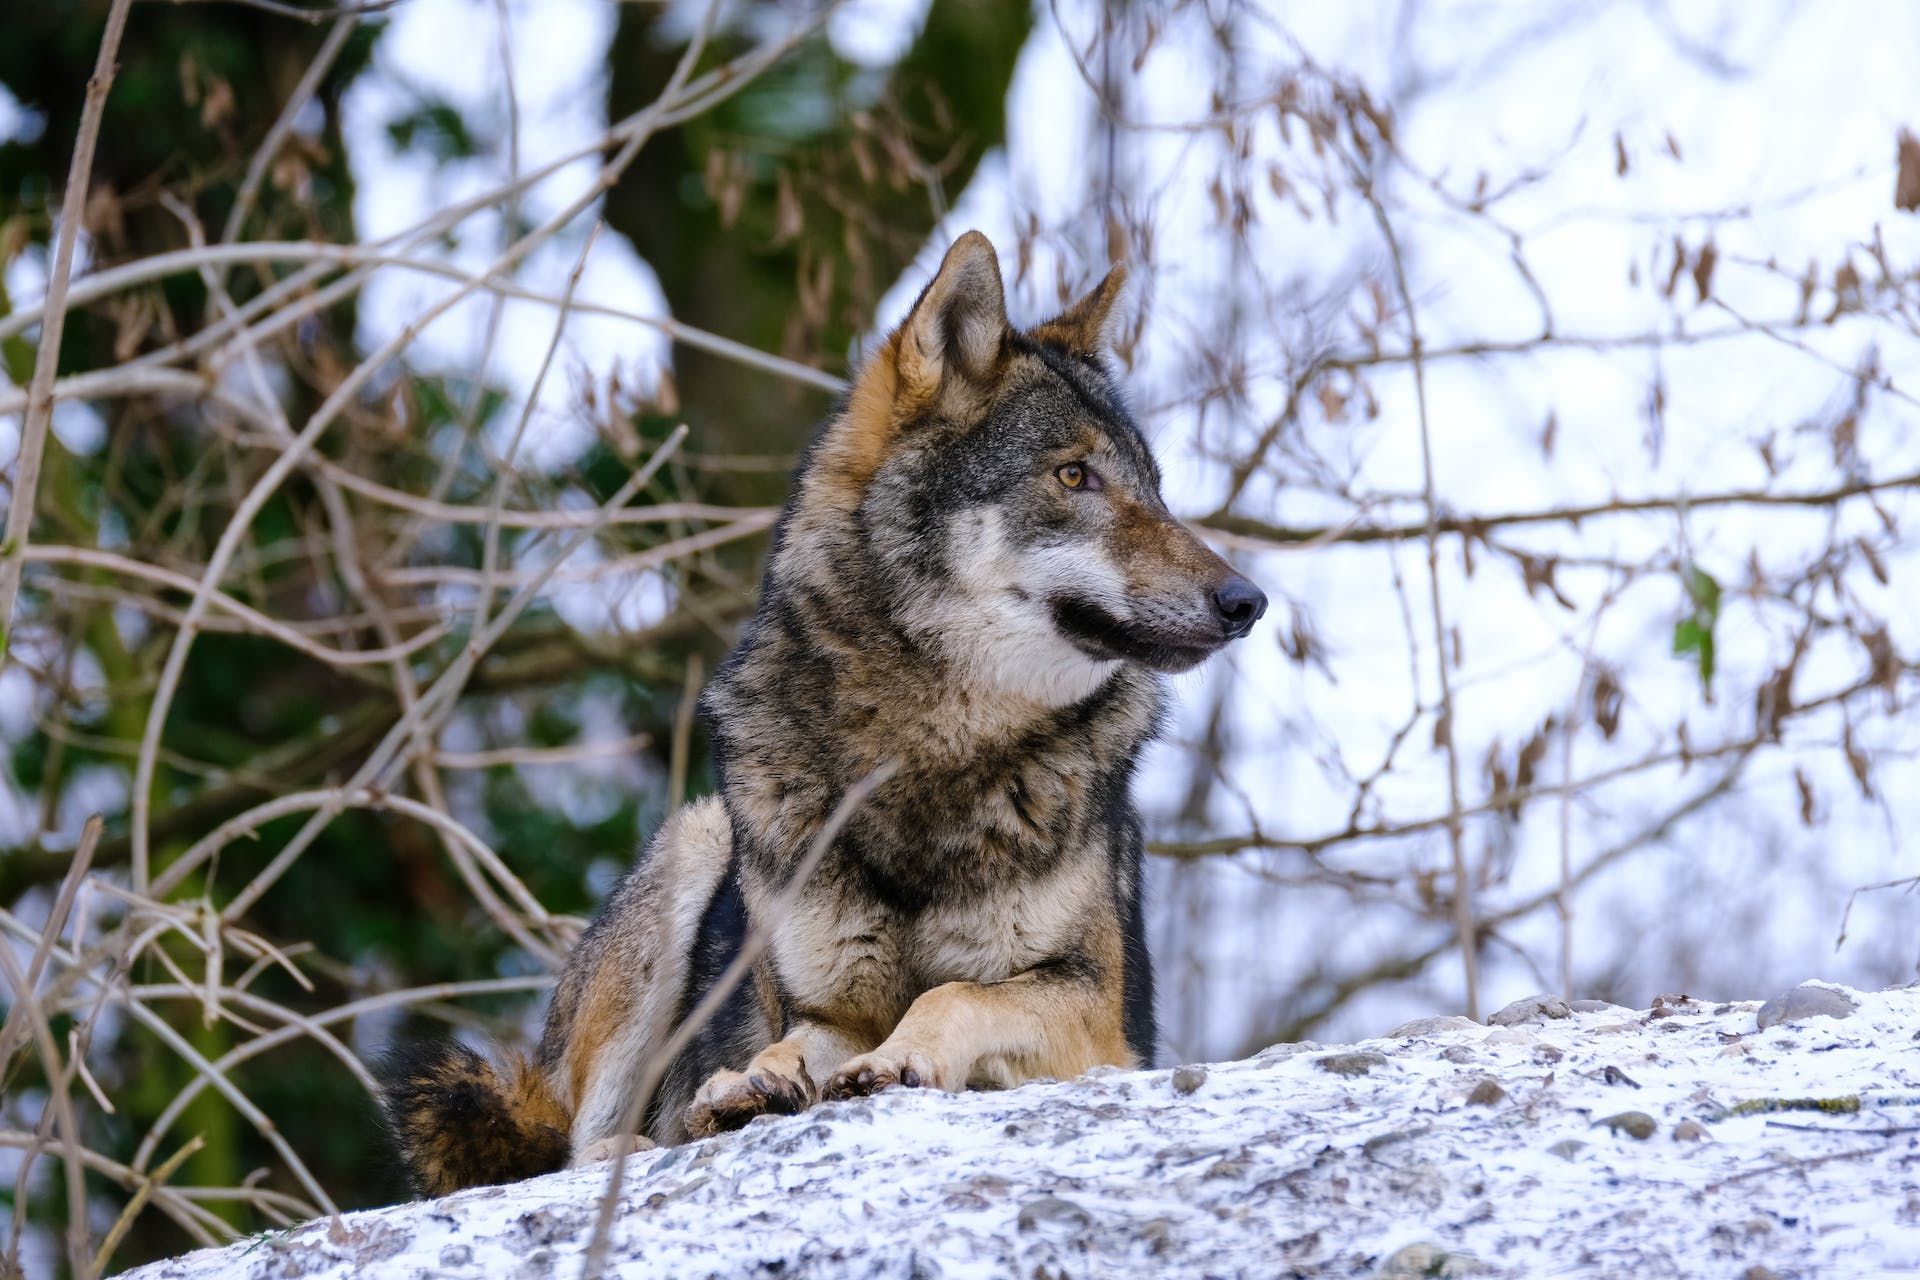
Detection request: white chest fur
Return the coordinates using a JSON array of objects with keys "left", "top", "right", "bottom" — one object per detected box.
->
[{"left": 906, "top": 854, "right": 1100, "bottom": 987}]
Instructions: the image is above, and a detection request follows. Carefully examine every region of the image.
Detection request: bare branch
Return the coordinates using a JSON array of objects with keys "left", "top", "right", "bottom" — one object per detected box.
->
[{"left": 0, "top": 0, "right": 136, "bottom": 668}]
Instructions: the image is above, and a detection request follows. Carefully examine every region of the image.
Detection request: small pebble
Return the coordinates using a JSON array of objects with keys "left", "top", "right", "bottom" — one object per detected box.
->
[
  {"left": 1017, "top": 1195, "right": 1093, "bottom": 1234},
  {"left": 1489, "top": 994, "right": 1572, "bottom": 1026},
  {"left": 1755, "top": 984, "right": 1856, "bottom": 1031},
  {"left": 1171, "top": 1064, "right": 1208, "bottom": 1095},
  {"left": 1466, "top": 1078, "right": 1506, "bottom": 1106},
  {"left": 1389, "top": 1015, "right": 1481, "bottom": 1038},
  {"left": 1375, "top": 1242, "right": 1487, "bottom": 1277},
  {"left": 1595, "top": 1110, "right": 1657, "bottom": 1140}
]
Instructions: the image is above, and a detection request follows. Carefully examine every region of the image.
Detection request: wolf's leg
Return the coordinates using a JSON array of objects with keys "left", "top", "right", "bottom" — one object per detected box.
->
[
  {"left": 557, "top": 798, "right": 735, "bottom": 1159},
  {"left": 685, "top": 1020, "right": 870, "bottom": 1137},
  {"left": 822, "top": 962, "right": 1130, "bottom": 1098}
]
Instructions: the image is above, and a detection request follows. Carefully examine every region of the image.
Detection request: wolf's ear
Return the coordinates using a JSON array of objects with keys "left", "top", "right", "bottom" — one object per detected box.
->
[
  {"left": 1033, "top": 262, "right": 1128, "bottom": 355},
  {"left": 893, "top": 231, "right": 1009, "bottom": 406}
]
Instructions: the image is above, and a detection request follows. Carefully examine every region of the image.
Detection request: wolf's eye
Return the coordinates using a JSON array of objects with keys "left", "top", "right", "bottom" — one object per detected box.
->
[{"left": 1057, "top": 462, "right": 1100, "bottom": 491}]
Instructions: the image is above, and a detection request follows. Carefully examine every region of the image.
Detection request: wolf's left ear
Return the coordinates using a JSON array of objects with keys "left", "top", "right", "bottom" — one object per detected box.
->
[
  {"left": 1034, "top": 262, "right": 1128, "bottom": 355},
  {"left": 894, "top": 231, "right": 1010, "bottom": 407}
]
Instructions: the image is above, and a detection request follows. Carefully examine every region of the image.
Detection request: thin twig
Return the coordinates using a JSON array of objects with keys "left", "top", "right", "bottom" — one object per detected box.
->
[
  {"left": 1707, "top": 1144, "right": 1886, "bottom": 1189},
  {"left": 92, "top": 1134, "right": 205, "bottom": 1276},
  {"left": 0, "top": 0, "right": 136, "bottom": 668},
  {"left": 0, "top": 816, "right": 99, "bottom": 1073},
  {"left": 0, "top": 932, "right": 91, "bottom": 1276},
  {"left": 129, "top": 976, "right": 549, "bottom": 1169},
  {"left": 211, "top": 428, "right": 690, "bottom": 923},
  {"left": 1201, "top": 467, "right": 1920, "bottom": 547},
  {"left": 667, "top": 654, "right": 703, "bottom": 817}
]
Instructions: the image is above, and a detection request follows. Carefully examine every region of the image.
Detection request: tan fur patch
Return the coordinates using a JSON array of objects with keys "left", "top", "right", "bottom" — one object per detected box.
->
[
  {"left": 567, "top": 953, "right": 637, "bottom": 1108},
  {"left": 822, "top": 881, "right": 1132, "bottom": 1099},
  {"left": 1030, "top": 262, "right": 1127, "bottom": 355},
  {"left": 809, "top": 333, "right": 906, "bottom": 504},
  {"left": 824, "top": 959, "right": 1131, "bottom": 1096},
  {"left": 751, "top": 1021, "right": 872, "bottom": 1084},
  {"left": 1108, "top": 492, "right": 1232, "bottom": 592},
  {"left": 562, "top": 796, "right": 733, "bottom": 1153},
  {"left": 798, "top": 230, "right": 1012, "bottom": 518},
  {"left": 509, "top": 1051, "right": 574, "bottom": 1138}
]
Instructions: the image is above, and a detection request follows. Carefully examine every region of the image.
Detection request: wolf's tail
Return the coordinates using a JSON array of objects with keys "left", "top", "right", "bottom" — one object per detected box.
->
[{"left": 378, "top": 1040, "right": 571, "bottom": 1196}]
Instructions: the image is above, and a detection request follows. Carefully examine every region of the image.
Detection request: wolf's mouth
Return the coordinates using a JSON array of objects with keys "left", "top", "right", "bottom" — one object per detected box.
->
[{"left": 1048, "top": 596, "right": 1221, "bottom": 673}]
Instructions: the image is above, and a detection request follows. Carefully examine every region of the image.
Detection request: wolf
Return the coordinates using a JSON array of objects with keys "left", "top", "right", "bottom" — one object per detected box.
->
[{"left": 380, "top": 231, "right": 1267, "bottom": 1195}]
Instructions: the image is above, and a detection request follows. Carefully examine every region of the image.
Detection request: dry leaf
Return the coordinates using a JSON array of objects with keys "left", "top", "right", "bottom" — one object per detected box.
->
[
  {"left": 1691, "top": 240, "right": 1716, "bottom": 303},
  {"left": 1591, "top": 669, "right": 1623, "bottom": 740},
  {"left": 772, "top": 171, "right": 802, "bottom": 245},
  {"left": 200, "top": 78, "right": 236, "bottom": 130},
  {"left": 1316, "top": 380, "right": 1348, "bottom": 423},
  {"left": 1662, "top": 234, "right": 1686, "bottom": 298},
  {"left": 1843, "top": 723, "right": 1873, "bottom": 796},
  {"left": 1858, "top": 537, "right": 1889, "bottom": 585},
  {"left": 1897, "top": 128, "right": 1920, "bottom": 211}
]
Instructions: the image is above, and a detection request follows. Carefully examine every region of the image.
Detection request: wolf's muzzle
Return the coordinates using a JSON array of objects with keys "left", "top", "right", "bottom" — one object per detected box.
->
[{"left": 1213, "top": 573, "right": 1268, "bottom": 639}]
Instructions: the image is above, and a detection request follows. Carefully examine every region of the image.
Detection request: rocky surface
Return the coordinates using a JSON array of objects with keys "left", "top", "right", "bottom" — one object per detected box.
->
[
  {"left": 1755, "top": 982, "right": 1859, "bottom": 1030},
  {"left": 128, "top": 983, "right": 1920, "bottom": 1279}
]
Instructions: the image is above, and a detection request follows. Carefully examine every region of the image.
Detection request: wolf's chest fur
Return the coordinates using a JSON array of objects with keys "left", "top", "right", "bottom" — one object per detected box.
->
[
  {"left": 712, "top": 615, "right": 1158, "bottom": 905},
  {"left": 766, "top": 843, "right": 1111, "bottom": 1039},
  {"left": 708, "top": 586, "right": 1158, "bottom": 1017},
  {"left": 840, "top": 685, "right": 1148, "bottom": 889}
]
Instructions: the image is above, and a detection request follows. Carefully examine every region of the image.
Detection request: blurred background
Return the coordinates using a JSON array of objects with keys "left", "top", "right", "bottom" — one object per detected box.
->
[{"left": 3, "top": 0, "right": 1918, "bottom": 1272}]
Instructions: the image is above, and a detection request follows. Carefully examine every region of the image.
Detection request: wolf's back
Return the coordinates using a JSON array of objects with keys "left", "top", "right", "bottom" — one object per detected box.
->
[{"left": 379, "top": 1040, "right": 570, "bottom": 1195}]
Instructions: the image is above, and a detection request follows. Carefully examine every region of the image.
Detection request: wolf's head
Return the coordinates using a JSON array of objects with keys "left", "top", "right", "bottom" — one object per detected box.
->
[{"left": 786, "top": 231, "right": 1266, "bottom": 707}]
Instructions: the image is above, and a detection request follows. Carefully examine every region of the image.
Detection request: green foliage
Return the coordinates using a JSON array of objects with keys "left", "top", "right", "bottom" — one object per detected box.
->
[
  {"left": 1672, "top": 563, "right": 1721, "bottom": 691},
  {"left": 386, "top": 99, "right": 480, "bottom": 162}
]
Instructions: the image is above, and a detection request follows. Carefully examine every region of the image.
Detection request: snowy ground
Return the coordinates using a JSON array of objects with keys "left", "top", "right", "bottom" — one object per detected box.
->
[{"left": 128, "top": 983, "right": 1920, "bottom": 1279}]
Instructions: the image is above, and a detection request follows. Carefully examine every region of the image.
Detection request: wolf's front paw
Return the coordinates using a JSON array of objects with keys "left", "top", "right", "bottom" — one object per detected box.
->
[
  {"left": 684, "top": 1065, "right": 812, "bottom": 1138},
  {"left": 822, "top": 1046, "right": 945, "bottom": 1099},
  {"left": 573, "top": 1133, "right": 656, "bottom": 1167}
]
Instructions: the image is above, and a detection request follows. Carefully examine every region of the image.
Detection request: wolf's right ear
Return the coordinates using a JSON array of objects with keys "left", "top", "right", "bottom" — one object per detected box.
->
[
  {"left": 1033, "top": 261, "right": 1127, "bottom": 355},
  {"left": 892, "top": 231, "right": 1009, "bottom": 410}
]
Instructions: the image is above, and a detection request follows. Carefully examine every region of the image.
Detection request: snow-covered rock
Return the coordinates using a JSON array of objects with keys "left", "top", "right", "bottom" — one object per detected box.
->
[{"left": 129, "top": 984, "right": 1920, "bottom": 1279}]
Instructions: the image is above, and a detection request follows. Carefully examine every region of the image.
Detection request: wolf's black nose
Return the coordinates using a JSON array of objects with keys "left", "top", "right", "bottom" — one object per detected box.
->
[{"left": 1214, "top": 574, "right": 1268, "bottom": 639}]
